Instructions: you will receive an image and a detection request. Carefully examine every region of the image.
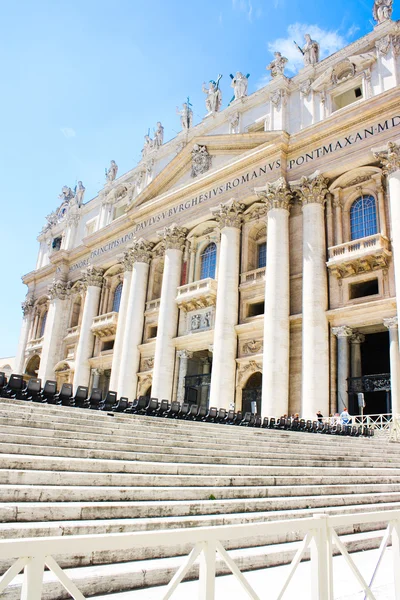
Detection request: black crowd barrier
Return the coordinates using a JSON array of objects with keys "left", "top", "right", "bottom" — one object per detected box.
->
[{"left": 0, "top": 372, "right": 374, "bottom": 438}]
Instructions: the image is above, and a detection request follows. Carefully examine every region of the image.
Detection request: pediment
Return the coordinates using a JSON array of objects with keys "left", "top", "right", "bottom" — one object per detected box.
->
[
  {"left": 312, "top": 52, "right": 376, "bottom": 92},
  {"left": 128, "top": 131, "right": 285, "bottom": 211}
]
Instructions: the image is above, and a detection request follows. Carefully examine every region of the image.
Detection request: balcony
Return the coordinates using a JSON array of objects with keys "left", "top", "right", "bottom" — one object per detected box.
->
[
  {"left": 327, "top": 234, "right": 391, "bottom": 278},
  {"left": 145, "top": 299, "right": 161, "bottom": 313},
  {"left": 64, "top": 326, "right": 81, "bottom": 341},
  {"left": 240, "top": 267, "right": 266, "bottom": 287},
  {"left": 91, "top": 312, "right": 118, "bottom": 338},
  {"left": 26, "top": 337, "right": 44, "bottom": 353},
  {"left": 176, "top": 278, "right": 217, "bottom": 312}
]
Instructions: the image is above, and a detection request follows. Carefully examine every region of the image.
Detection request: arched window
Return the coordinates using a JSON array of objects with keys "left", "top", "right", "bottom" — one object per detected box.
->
[
  {"left": 39, "top": 311, "right": 47, "bottom": 338},
  {"left": 350, "top": 195, "right": 378, "bottom": 240},
  {"left": 200, "top": 243, "right": 217, "bottom": 280},
  {"left": 112, "top": 282, "right": 123, "bottom": 312},
  {"left": 257, "top": 243, "right": 266, "bottom": 268}
]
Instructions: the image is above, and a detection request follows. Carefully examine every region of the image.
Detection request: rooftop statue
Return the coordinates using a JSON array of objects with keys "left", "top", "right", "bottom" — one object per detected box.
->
[
  {"left": 230, "top": 72, "right": 250, "bottom": 101},
  {"left": 202, "top": 75, "right": 223, "bottom": 114},
  {"left": 373, "top": 0, "right": 392, "bottom": 23},
  {"left": 153, "top": 122, "right": 164, "bottom": 148},
  {"left": 295, "top": 34, "right": 320, "bottom": 66},
  {"left": 58, "top": 186, "right": 74, "bottom": 202},
  {"left": 142, "top": 134, "right": 154, "bottom": 158},
  {"left": 74, "top": 181, "right": 85, "bottom": 206},
  {"left": 266, "top": 52, "right": 288, "bottom": 78},
  {"left": 176, "top": 101, "right": 193, "bottom": 131},
  {"left": 106, "top": 160, "right": 118, "bottom": 183}
]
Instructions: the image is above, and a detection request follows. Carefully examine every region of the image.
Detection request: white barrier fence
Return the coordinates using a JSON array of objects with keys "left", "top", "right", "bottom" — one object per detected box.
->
[
  {"left": 0, "top": 510, "right": 399, "bottom": 600},
  {"left": 351, "top": 413, "right": 393, "bottom": 432}
]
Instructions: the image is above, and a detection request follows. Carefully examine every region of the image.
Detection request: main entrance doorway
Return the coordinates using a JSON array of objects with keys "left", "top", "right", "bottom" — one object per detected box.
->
[
  {"left": 183, "top": 350, "right": 212, "bottom": 407},
  {"left": 242, "top": 372, "right": 262, "bottom": 414},
  {"left": 347, "top": 331, "right": 390, "bottom": 415}
]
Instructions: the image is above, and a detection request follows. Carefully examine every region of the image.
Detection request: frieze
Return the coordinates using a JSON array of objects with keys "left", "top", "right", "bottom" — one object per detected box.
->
[
  {"left": 242, "top": 339, "right": 263, "bottom": 355},
  {"left": 67, "top": 113, "right": 400, "bottom": 272},
  {"left": 189, "top": 311, "right": 213, "bottom": 332}
]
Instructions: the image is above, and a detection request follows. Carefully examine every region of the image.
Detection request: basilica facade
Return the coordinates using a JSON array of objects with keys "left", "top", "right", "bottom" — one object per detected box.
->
[{"left": 15, "top": 11, "right": 400, "bottom": 419}]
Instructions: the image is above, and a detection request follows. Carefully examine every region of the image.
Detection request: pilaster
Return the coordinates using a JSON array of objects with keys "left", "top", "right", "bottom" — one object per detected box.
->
[{"left": 384, "top": 316, "right": 400, "bottom": 416}]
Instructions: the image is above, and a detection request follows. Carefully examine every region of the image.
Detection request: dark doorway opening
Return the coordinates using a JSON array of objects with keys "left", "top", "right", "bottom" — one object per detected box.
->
[{"left": 242, "top": 372, "right": 262, "bottom": 414}]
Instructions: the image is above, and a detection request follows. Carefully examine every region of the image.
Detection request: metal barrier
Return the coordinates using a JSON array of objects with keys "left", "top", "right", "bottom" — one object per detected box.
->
[
  {"left": 350, "top": 413, "right": 393, "bottom": 432},
  {"left": 0, "top": 510, "right": 399, "bottom": 599}
]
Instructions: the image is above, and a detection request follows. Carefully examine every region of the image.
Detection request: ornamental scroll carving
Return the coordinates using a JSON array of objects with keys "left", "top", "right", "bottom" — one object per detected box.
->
[
  {"left": 157, "top": 223, "right": 187, "bottom": 251},
  {"left": 48, "top": 279, "right": 71, "bottom": 300},
  {"left": 211, "top": 198, "right": 245, "bottom": 229},
  {"left": 82, "top": 267, "right": 104, "bottom": 288},
  {"left": 293, "top": 174, "right": 329, "bottom": 206},
  {"left": 130, "top": 238, "right": 154, "bottom": 264},
  {"left": 242, "top": 340, "right": 263, "bottom": 355},
  {"left": 141, "top": 357, "right": 154, "bottom": 371},
  {"left": 237, "top": 360, "right": 263, "bottom": 384},
  {"left": 21, "top": 296, "right": 35, "bottom": 316},
  {"left": 374, "top": 142, "right": 400, "bottom": 175},
  {"left": 255, "top": 177, "right": 292, "bottom": 212}
]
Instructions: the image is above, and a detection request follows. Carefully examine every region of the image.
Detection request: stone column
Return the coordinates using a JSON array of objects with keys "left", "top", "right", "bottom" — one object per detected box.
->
[
  {"left": 15, "top": 296, "right": 35, "bottom": 374},
  {"left": 73, "top": 267, "right": 104, "bottom": 390},
  {"left": 118, "top": 239, "right": 153, "bottom": 400},
  {"left": 209, "top": 199, "right": 244, "bottom": 409},
  {"left": 200, "top": 357, "right": 211, "bottom": 407},
  {"left": 332, "top": 189, "right": 343, "bottom": 246},
  {"left": 255, "top": 178, "right": 292, "bottom": 417},
  {"left": 376, "top": 184, "right": 387, "bottom": 237},
  {"left": 332, "top": 326, "right": 353, "bottom": 414},
  {"left": 152, "top": 224, "right": 186, "bottom": 400},
  {"left": 38, "top": 281, "right": 70, "bottom": 383},
  {"left": 350, "top": 332, "right": 365, "bottom": 378},
  {"left": 374, "top": 143, "right": 400, "bottom": 335},
  {"left": 384, "top": 317, "right": 400, "bottom": 416},
  {"left": 296, "top": 175, "right": 330, "bottom": 418},
  {"left": 176, "top": 350, "right": 193, "bottom": 403},
  {"left": 109, "top": 252, "right": 134, "bottom": 392}
]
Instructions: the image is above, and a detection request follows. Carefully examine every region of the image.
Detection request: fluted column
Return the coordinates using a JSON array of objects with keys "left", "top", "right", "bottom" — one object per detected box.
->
[
  {"left": 332, "top": 326, "right": 352, "bottom": 414},
  {"left": 117, "top": 239, "right": 153, "bottom": 400},
  {"left": 152, "top": 224, "right": 187, "bottom": 400},
  {"left": 374, "top": 143, "right": 400, "bottom": 335},
  {"left": 209, "top": 199, "right": 244, "bottom": 409},
  {"left": 255, "top": 178, "right": 292, "bottom": 417},
  {"left": 109, "top": 252, "right": 134, "bottom": 391},
  {"left": 73, "top": 267, "right": 104, "bottom": 390},
  {"left": 38, "top": 281, "right": 70, "bottom": 383},
  {"left": 176, "top": 350, "right": 193, "bottom": 403},
  {"left": 296, "top": 175, "right": 330, "bottom": 418},
  {"left": 384, "top": 317, "right": 400, "bottom": 416},
  {"left": 15, "top": 296, "right": 35, "bottom": 374}
]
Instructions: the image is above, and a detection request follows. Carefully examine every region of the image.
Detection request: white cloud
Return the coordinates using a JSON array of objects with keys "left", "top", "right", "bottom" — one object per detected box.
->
[
  {"left": 347, "top": 24, "right": 360, "bottom": 38},
  {"left": 60, "top": 127, "right": 76, "bottom": 139},
  {"left": 232, "top": 0, "right": 254, "bottom": 22},
  {"left": 267, "top": 23, "right": 347, "bottom": 75}
]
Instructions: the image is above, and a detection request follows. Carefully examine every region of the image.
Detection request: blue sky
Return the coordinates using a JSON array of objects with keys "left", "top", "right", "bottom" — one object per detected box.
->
[{"left": 0, "top": 0, "right": 393, "bottom": 358}]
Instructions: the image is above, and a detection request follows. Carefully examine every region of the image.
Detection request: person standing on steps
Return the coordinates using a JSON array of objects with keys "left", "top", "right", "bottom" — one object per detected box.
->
[{"left": 340, "top": 407, "right": 351, "bottom": 425}]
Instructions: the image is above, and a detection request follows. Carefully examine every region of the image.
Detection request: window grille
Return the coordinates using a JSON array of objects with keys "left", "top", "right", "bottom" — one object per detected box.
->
[
  {"left": 257, "top": 242, "right": 267, "bottom": 268},
  {"left": 350, "top": 195, "right": 378, "bottom": 240},
  {"left": 112, "top": 283, "right": 123, "bottom": 312},
  {"left": 200, "top": 243, "right": 217, "bottom": 280}
]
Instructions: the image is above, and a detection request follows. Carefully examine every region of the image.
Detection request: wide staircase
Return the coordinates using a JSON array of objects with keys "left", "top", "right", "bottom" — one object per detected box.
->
[{"left": 1, "top": 398, "right": 400, "bottom": 599}]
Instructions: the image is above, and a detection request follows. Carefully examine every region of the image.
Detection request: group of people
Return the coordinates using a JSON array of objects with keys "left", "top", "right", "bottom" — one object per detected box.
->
[{"left": 279, "top": 408, "right": 352, "bottom": 426}]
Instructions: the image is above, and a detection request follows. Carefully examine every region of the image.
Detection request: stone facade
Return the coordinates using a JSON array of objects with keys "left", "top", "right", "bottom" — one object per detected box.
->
[{"left": 15, "top": 17, "right": 400, "bottom": 418}]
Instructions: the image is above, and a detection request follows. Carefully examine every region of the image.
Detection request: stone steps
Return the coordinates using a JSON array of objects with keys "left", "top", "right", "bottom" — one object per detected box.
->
[
  {"left": 1, "top": 529, "right": 386, "bottom": 600},
  {"left": 0, "top": 398, "right": 399, "bottom": 599}
]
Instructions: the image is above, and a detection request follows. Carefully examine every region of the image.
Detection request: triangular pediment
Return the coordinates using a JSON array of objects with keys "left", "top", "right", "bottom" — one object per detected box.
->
[{"left": 128, "top": 131, "right": 286, "bottom": 211}]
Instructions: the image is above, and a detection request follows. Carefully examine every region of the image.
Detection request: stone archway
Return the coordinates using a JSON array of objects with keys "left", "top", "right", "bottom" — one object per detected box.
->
[
  {"left": 54, "top": 361, "right": 74, "bottom": 389},
  {"left": 25, "top": 354, "right": 40, "bottom": 378},
  {"left": 236, "top": 360, "right": 263, "bottom": 412},
  {"left": 242, "top": 372, "right": 263, "bottom": 414}
]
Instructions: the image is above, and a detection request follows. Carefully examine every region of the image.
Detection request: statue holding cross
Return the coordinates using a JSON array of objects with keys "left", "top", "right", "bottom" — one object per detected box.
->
[
  {"left": 176, "top": 98, "right": 193, "bottom": 131},
  {"left": 202, "top": 75, "right": 223, "bottom": 115}
]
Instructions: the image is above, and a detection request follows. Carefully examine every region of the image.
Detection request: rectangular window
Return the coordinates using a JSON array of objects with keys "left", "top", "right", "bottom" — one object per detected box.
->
[
  {"left": 332, "top": 86, "right": 363, "bottom": 111},
  {"left": 148, "top": 325, "right": 158, "bottom": 339},
  {"left": 101, "top": 340, "right": 115, "bottom": 352},
  {"left": 257, "top": 243, "right": 267, "bottom": 269},
  {"left": 247, "top": 302, "right": 264, "bottom": 317},
  {"left": 349, "top": 279, "right": 379, "bottom": 300}
]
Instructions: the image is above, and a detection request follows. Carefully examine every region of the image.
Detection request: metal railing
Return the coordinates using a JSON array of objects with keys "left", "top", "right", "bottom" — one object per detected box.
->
[
  {"left": 348, "top": 374, "right": 391, "bottom": 393},
  {"left": 351, "top": 413, "right": 393, "bottom": 431},
  {"left": 0, "top": 510, "right": 399, "bottom": 599}
]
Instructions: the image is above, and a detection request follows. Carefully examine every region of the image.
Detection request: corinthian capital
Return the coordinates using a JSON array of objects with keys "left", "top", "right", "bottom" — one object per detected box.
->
[
  {"left": 121, "top": 250, "right": 134, "bottom": 272},
  {"left": 373, "top": 142, "right": 400, "bottom": 175},
  {"left": 332, "top": 325, "right": 353, "bottom": 338},
  {"left": 293, "top": 174, "right": 329, "bottom": 206},
  {"left": 384, "top": 316, "right": 398, "bottom": 330},
  {"left": 82, "top": 266, "right": 104, "bottom": 288},
  {"left": 210, "top": 198, "right": 245, "bottom": 229},
  {"left": 21, "top": 295, "right": 35, "bottom": 316},
  {"left": 157, "top": 223, "right": 187, "bottom": 250},
  {"left": 254, "top": 177, "right": 292, "bottom": 212},
  {"left": 130, "top": 238, "right": 154, "bottom": 264},
  {"left": 48, "top": 279, "right": 70, "bottom": 300}
]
